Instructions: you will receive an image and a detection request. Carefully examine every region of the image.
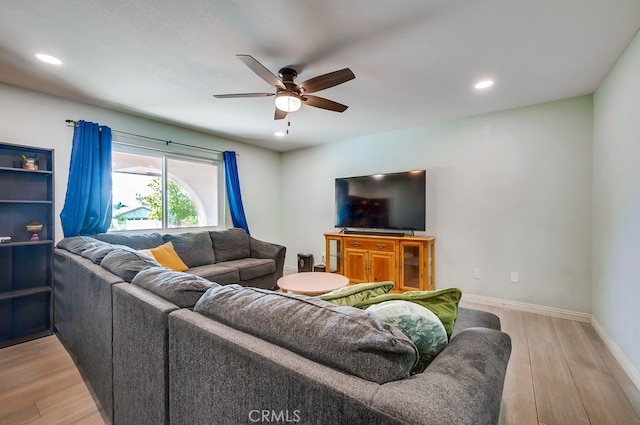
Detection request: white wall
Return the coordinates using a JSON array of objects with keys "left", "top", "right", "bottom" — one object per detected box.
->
[
  {"left": 281, "top": 96, "right": 593, "bottom": 312},
  {"left": 593, "top": 30, "right": 640, "bottom": 376},
  {"left": 0, "top": 83, "right": 282, "bottom": 244}
]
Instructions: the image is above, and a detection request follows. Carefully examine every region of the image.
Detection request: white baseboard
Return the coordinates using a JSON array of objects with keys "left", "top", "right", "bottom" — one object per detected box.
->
[
  {"left": 591, "top": 317, "right": 640, "bottom": 392},
  {"left": 462, "top": 293, "right": 640, "bottom": 393},
  {"left": 461, "top": 293, "right": 592, "bottom": 323}
]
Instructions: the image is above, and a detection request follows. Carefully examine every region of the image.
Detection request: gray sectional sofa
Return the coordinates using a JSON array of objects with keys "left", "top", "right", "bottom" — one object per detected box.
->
[
  {"left": 54, "top": 228, "right": 285, "bottom": 423},
  {"left": 53, "top": 229, "right": 512, "bottom": 425}
]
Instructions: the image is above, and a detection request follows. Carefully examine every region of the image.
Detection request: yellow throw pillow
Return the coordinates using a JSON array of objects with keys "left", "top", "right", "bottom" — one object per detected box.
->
[{"left": 149, "top": 241, "right": 189, "bottom": 272}]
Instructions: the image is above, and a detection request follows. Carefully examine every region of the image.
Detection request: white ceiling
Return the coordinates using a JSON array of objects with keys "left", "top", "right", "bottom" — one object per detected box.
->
[{"left": 1, "top": 1, "right": 639, "bottom": 152}]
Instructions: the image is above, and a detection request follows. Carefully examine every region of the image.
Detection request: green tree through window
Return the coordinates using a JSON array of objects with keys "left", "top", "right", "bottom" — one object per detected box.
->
[{"left": 136, "top": 178, "right": 198, "bottom": 227}]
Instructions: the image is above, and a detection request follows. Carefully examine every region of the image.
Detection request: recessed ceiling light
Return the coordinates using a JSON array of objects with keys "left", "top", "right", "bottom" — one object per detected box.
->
[
  {"left": 274, "top": 131, "right": 286, "bottom": 137},
  {"left": 35, "top": 53, "right": 62, "bottom": 65},
  {"left": 474, "top": 80, "right": 494, "bottom": 89}
]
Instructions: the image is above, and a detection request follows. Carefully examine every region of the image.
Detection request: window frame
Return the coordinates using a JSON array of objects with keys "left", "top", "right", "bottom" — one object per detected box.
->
[{"left": 111, "top": 134, "right": 226, "bottom": 233}]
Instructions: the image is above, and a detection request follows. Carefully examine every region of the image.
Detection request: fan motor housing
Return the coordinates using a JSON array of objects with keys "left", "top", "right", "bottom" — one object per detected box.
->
[
  {"left": 279, "top": 68, "right": 299, "bottom": 91},
  {"left": 278, "top": 67, "right": 297, "bottom": 80}
]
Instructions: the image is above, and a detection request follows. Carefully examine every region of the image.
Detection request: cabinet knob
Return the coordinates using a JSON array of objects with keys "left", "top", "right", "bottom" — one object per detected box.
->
[
  {"left": 375, "top": 244, "right": 386, "bottom": 249},
  {"left": 351, "top": 242, "right": 361, "bottom": 247}
]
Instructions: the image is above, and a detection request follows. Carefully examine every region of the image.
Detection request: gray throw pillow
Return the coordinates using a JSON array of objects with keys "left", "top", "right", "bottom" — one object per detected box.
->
[
  {"left": 194, "top": 285, "right": 418, "bottom": 384},
  {"left": 101, "top": 247, "right": 161, "bottom": 282},
  {"left": 209, "top": 228, "right": 250, "bottom": 262},
  {"left": 132, "top": 267, "right": 218, "bottom": 308},
  {"left": 162, "top": 232, "right": 215, "bottom": 267}
]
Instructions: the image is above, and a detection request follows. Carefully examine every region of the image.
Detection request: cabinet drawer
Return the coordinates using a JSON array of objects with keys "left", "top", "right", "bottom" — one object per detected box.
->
[{"left": 344, "top": 238, "right": 396, "bottom": 252}]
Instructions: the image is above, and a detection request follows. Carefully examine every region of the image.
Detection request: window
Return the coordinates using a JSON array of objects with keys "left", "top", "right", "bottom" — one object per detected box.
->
[{"left": 110, "top": 138, "right": 224, "bottom": 232}]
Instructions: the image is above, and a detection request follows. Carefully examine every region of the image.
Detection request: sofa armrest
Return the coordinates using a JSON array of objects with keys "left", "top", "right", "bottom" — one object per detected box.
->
[
  {"left": 113, "top": 283, "right": 180, "bottom": 425},
  {"left": 371, "top": 327, "right": 512, "bottom": 425},
  {"left": 249, "top": 236, "right": 286, "bottom": 279},
  {"left": 452, "top": 307, "right": 501, "bottom": 338}
]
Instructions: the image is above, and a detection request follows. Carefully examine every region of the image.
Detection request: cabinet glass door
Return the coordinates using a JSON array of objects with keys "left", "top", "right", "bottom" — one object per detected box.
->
[
  {"left": 326, "top": 237, "right": 342, "bottom": 273},
  {"left": 400, "top": 242, "right": 423, "bottom": 290}
]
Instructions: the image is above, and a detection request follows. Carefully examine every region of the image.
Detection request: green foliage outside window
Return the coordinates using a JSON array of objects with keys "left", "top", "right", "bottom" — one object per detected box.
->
[{"left": 136, "top": 178, "right": 198, "bottom": 226}]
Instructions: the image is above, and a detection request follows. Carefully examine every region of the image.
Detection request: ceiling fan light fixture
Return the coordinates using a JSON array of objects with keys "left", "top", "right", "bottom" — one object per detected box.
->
[{"left": 275, "top": 92, "right": 302, "bottom": 112}]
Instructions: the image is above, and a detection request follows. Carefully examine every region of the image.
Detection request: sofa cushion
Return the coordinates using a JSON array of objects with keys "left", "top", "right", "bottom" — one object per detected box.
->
[
  {"left": 209, "top": 228, "right": 250, "bottom": 262},
  {"left": 101, "top": 247, "right": 161, "bottom": 282},
  {"left": 366, "top": 300, "right": 448, "bottom": 373},
  {"left": 194, "top": 285, "right": 418, "bottom": 384},
  {"left": 81, "top": 244, "right": 118, "bottom": 264},
  {"left": 319, "top": 281, "right": 395, "bottom": 306},
  {"left": 162, "top": 232, "right": 215, "bottom": 267},
  {"left": 57, "top": 235, "right": 106, "bottom": 255},
  {"left": 92, "top": 232, "right": 164, "bottom": 250},
  {"left": 354, "top": 288, "right": 462, "bottom": 338},
  {"left": 131, "top": 267, "right": 219, "bottom": 308},
  {"left": 187, "top": 264, "right": 240, "bottom": 285},
  {"left": 216, "top": 258, "right": 275, "bottom": 281},
  {"left": 148, "top": 242, "right": 189, "bottom": 272}
]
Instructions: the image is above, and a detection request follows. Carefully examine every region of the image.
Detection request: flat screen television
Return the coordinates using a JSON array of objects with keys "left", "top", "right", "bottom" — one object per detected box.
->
[{"left": 335, "top": 170, "right": 426, "bottom": 231}]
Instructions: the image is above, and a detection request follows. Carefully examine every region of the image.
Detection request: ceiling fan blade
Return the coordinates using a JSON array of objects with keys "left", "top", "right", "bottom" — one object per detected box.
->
[
  {"left": 213, "top": 93, "right": 274, "bottom": 98},
  {"left": 296, "top": 68, "right": 355, "bottom": 94},
  {"left": 302, "top": 95, "right": 348, "bottom": 112},
  {"left": 274, "top": 108, "right": 287, "bottom": 120},
  {"left": 236, "top": 54, "right": 286, "bottom": 90}
]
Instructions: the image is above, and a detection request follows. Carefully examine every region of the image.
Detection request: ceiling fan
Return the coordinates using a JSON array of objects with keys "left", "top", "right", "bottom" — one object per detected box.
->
[{"left": 213, "top": 54, "right": 355, "bottom": 120}]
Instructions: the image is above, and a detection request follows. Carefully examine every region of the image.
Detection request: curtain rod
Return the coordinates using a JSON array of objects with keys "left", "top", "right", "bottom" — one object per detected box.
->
[{"left": 65, "top": 119, "right": 229, "bottom": 155}]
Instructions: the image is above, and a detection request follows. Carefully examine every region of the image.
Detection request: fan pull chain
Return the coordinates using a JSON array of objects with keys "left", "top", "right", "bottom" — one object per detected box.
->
[{"left": 286, "top": 118, "right": 291, "bottom": 135}]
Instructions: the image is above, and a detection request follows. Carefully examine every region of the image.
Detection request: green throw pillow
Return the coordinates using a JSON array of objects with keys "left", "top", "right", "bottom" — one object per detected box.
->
[
  {"left": 366, "top": 300, "right": 448, "bottom": 373},
  {"left": 354, "top": 287, "right": 462, "bottom": 338},
  {"left": 319, "top": 281, "right": 395, "bottom": 306}
]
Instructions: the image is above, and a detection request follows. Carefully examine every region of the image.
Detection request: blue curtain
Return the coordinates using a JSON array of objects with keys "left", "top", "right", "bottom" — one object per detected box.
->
[
  {"left": 223, "top": 151, "right": 250, "bottom": 234},
  {"left": 60, "top": 120, "right": 113, "bottom": 237}
]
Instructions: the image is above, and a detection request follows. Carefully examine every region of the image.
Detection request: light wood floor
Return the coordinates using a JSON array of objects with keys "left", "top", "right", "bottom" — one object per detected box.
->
[
  {"left": 461, "top": 301, "right": 640, "bottom": 425},
  {"left": 0, "top": 336, "right": 106, "bottom": 425},
  {"left": 1, "top": 304, "right": 640, "bottom": 425}
]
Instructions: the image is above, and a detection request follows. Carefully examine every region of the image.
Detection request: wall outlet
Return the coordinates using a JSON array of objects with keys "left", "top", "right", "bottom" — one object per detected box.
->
[
  {"left": 473, "top": 268, "right": 481, "bottom": 279},
  {"left": 510, "top": 272, "right": 519, "bottom": 283}
]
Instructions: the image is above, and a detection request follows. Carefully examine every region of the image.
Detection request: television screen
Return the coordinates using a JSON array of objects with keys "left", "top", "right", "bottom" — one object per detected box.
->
[{"left": 335, "top": 170, "right": 426, "bottom": 231}]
